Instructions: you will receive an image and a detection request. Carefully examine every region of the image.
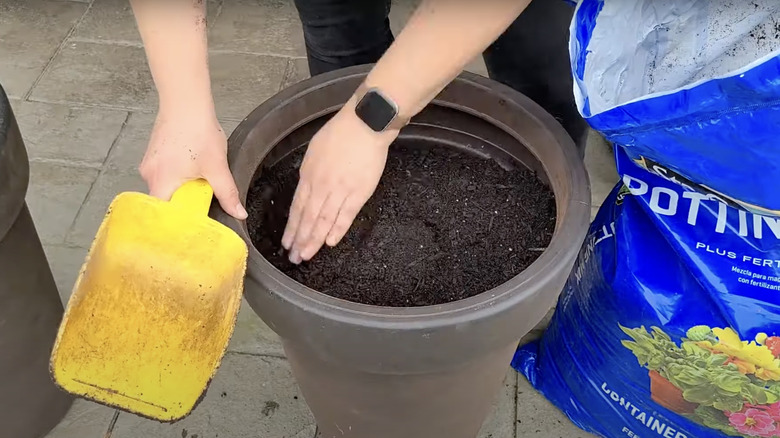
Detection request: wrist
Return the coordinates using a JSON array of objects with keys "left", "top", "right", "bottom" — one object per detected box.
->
[
  {"left": 155, "top": 69, "right": 214, "bottom": 117},
  {"left": 158, "top": 93, "right": 216, "bottom": 121},
  {"left": 338, "top": 98, "right": 399, "bottom": 146},
  {"left": 361, "top": 62, "right": 439, "bottom": 123},
  {"left": 352, "top": 83, "right": 411, "bottom": 131}
]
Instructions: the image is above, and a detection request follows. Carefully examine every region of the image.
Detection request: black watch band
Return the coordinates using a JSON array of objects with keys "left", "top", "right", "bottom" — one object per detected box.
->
[{"left": 353, "top": 84, "right": 409, "bottom": 132}]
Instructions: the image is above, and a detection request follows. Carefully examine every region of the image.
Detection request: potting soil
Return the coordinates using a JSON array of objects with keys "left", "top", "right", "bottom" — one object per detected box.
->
[
  {"left": 246, "top": 143, "right": 555, "bottom": 307},
  {"left": 513, "top": 1, "right": 780, "bottom": 438}
]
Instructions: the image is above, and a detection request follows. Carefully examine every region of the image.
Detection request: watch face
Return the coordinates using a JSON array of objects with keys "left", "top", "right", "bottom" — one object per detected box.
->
[{"left": 355, "top": 89, "right": 398, "bottom": 132}]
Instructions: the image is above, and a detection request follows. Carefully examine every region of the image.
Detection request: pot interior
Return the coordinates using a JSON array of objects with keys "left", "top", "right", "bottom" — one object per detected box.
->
[
  {"left": 245, "top": 103, "right": 559, "bottom": 308},
  {"left": 259, "top": 107, "right": 550, "bottom": 185}
]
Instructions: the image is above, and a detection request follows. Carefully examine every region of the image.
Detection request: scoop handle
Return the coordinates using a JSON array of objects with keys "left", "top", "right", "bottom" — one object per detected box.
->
[{"left": 169, "top": 179, "right": 214, "bottom": 217}]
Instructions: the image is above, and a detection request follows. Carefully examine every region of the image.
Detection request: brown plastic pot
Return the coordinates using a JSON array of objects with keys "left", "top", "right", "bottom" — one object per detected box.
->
[
  {"left": 0, "top": 85, "right": 74, "bottom": 436},
  {"left": 214, "top": 65, "right": 590, "bottom": 438}
]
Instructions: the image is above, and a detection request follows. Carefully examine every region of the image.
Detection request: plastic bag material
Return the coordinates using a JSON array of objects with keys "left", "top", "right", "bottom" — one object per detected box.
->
[
  {"left": 574, "top": 0, "right": 780, "bottom": 214},
  {"left": 513, "top": 1, "right": 780, "bottom": 437}
]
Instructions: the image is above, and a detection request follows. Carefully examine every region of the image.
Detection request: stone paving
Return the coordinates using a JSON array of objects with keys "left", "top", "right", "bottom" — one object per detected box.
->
[{"left": 2, "top": 0, "right": 618, "bottom": 436}]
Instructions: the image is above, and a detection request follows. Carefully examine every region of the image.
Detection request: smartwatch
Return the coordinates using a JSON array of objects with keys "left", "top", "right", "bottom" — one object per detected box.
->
[{"left": 353, "top": 84, "right": 409, "bottom": 133}]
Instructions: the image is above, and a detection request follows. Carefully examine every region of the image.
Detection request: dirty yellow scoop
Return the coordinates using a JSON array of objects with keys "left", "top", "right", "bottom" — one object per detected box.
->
[{"left": 50, "top": 179, "right": 248, "bottom": 422}]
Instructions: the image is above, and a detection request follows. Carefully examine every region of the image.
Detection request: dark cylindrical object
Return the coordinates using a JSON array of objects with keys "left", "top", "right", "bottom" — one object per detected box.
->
[
  {"left": 215, "top": 65, "right": 590, "bottom": 438},
  {"left": 0, "top": 85, "right": 74, "bottom": 437}
]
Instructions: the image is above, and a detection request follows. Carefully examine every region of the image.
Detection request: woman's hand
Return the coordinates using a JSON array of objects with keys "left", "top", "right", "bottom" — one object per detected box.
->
[
  {"left": 282, "top": 107, "right": 398, "bottom": 263},
  {"left": 130, "top": 0, "right": 247, "bottom": 219},
  {"left": 139, "top": 110, "right": 248, "bottom": 220}
]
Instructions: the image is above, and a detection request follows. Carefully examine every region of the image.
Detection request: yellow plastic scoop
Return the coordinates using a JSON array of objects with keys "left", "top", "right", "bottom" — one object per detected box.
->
[{"left": 50, "top": 179, "right": 248, "bottom": 422}]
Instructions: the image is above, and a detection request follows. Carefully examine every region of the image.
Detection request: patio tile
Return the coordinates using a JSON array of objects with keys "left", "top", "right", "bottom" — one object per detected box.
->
[
  {"left": 389, "top": 0, "right": 418, "bottom": 36},
  {"left": 209, "top": 0, "right": 306, "bottom": 57},
  {"left": 110, "top": 353, "right": 316, "bottom": 438},
  {"left": 276, "top": 55, "right": 486, "bottom": 99},
  {"left": 43, "top": 399, "right": 117, "bottom": 438},
  {"left": 64, "top": 170, "right": 147, "bottom": 247},
  {"left": 31, "top": 41, "right": 157, "bottom": 111},
  {"left": 388, "top": 0, "right": 487, "bottom": 76},
  {"left": 34, "top": 47, "right": 293, "bottom": 118},
  {"left": 479, "top": 371, "right": 518, "bottom": 438},
  {"left": 466, "top": 58, "right": 490, "bottom": 78},
  {"left": 72, "top": 0, "right": 220, "bottom": 44},
  {"left": 209, "top": 51, "right": 290, "bottom": 120},
  {"left": 26, "top": 162, "right": 98, "bottom": 245},
  {"left": 292, "top": 424, "right": 319, "bottom": 438},
  {"left": 12, "top": 100, "right": 127, "bottom": 166},
  {"left": 71, "top": 0, "right": 141, "bottom": 43},
  {"left": 104, "top": 112, "right": 245, "bottom": 172},
  {"left": 221, "top": 118, "right": 241, "bottom": 136},
  {"left": 110, "top": 353, "right": 514, "bottom": 438},
  {"left": 0, "top": 0, "right": 87, "bottom": 98},
  {"left": 516, "top": 376, "right": 597, "bottom": 437},
  {"left": 585, "top": 129, "right": 618, "bottom": 208},
  {"left": 228, "top": 299, "right": 285, "bottom": 358},
  {"left": 102, "top": 111, "right": 152, "bottom": 171},
  {"left": 532, "top": 306, "right": 556, "bottom": 332},
  {"left": 281, "top": 57, "right": 311, "bottom": 90},
  {"left": 43, "top": 244, "right": 88, "bottom": 303}
]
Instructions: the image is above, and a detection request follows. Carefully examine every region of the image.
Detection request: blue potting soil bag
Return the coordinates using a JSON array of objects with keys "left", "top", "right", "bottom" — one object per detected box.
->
[{"left": 513, "top": 1, "right": 780, "bottom": 437}]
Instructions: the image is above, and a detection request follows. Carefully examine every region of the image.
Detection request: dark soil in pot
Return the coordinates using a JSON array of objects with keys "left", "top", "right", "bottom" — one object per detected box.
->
[{"left": 246, "top": 141, "right": 555, "bottom": 307}]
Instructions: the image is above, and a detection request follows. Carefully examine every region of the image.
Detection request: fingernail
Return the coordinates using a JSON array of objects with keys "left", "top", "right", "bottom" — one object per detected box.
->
[
  {"left": 289, "top": 250, "right": 302, "bottom": 265},
  {"left": 281, "top": 234, "right": 292, "bottom": 250},
  {"left": 235, "top": 203, "right": 248, "bottom": 220},
  {"left": 326, "top": 234, "right": 340, "bottom": 247}
]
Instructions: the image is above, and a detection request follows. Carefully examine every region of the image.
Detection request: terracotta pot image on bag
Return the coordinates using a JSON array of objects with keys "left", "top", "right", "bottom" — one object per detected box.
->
[
  {"left": 213, "top": 65, "right": 591, "bottom": 438},
  {"left": 649, "top": 370, "right": 699, "bottom": 415}
]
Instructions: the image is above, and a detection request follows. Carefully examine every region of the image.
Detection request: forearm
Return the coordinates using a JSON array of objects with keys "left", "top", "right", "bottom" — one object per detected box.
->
[
  {"left": 129, "top": 0, "right": 214, "bottom": 115},
  {"left": 354, "top": 0, "right": 532, "bottom": 121}
]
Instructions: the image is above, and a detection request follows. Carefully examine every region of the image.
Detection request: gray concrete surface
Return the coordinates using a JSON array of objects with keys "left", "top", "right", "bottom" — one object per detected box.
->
[{"left": 2, "top": 0, "right": 618, "bottom": 436}]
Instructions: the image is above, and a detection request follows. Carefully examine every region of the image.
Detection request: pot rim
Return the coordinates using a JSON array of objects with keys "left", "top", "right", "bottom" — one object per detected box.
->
[{"left": 218, "top": 65, "right": 591, "bottom": 330}]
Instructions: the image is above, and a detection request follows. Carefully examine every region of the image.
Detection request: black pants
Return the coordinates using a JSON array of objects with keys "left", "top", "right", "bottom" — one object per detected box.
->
[{"left": 292, "top": 0, "right": 589, "bottom": 157}]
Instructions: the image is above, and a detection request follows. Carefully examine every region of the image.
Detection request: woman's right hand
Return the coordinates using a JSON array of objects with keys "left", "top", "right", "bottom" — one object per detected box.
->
[
  {"left": 128, "top": 1, "right": 246, "bottom": 218},
  {"left": 139, "top": 109, "right": 248, "bottom": 220}
]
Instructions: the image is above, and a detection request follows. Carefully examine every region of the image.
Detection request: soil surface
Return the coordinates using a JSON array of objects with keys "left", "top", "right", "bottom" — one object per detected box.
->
[{"left": 247, "top": 142, "right": 556, "bottom": 307}]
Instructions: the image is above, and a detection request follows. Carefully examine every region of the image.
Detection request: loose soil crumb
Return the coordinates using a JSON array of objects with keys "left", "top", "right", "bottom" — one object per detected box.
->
[{"left": 247, "top": 142, "right": 556, "bottom": 307}]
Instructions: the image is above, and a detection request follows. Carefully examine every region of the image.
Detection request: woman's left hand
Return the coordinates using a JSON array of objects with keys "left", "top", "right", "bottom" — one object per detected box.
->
[{"left": 282, "top": 106, "right": 399, "bottom": 264}]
